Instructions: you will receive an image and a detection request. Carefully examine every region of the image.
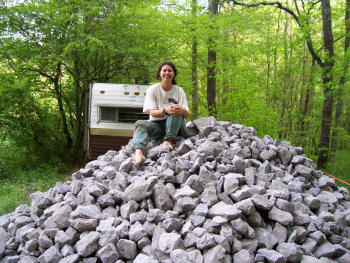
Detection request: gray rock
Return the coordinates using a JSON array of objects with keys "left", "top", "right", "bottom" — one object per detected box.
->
[
  {"left": 260, "top": 149, "right": 277, "bottom": 161},
  {"left": 184, "top": 232, "right": 199, "bottom": 248},
  {"left": 233, "top": 249, "right": 254, "bottom": 263},
  {"left": 69, "top": 218, "right": 98, "bottom": 232},
  {"left": 173, "top": 185, "right": 197, "bottom": 199},
  {"left": 232, "top": 155, "right": 246, "bottom": 173},
  {"left": 196, "top": 233, "right": 216, "bottom": 250},
  {"left": 208, "top": 201, "right": 241, "bottom": 220},
  {"left": 193, "top": 116, "right": 217, "bottom": 136},
  {"left": 233, "top": 198, "right": 255, "bottom": 215},
  {"left": 38, "top": 246, "right": 62, "bottom": 263},
  {"left": 272, "top": 223, "right": 287, "bottom": 244},
  {"left": 119, "top": 157, "right": 133, "bottom": 173},
  {"left": 276, "top": 243, "right": 303, "bottom": 262},
  {"left": 117, "top": 239, "right": 137, "bottom": 260},
  {"left": 232, "top": 218, "right": 255, "bottom": 238},
  {"left": 58, "top": 254, "right": 80, "bottom": 263},
  {"left": 278, "top": 148, "right": 292, "bottom": 166},
  {"left": 99, "top": 230, "right": 119, "bottom": 247},
  {"left": 268, "top": 206, "right": 293, "bottom": 226},
  {"left": 75, "top": 231, "right": 100, "bottom": 257},
  {"left": 294, "top": 164, "right": 313, "bottom": 179},
  {"left": 61, "top": 245, "right": 75, "bottom": 257},
  {"left": 203, "top": 245, "right": 226, "bottom": 263},
  {"left": 257, "top": 248, "right": 286, "bottom": 263},
  {"left": 129, "top": 221, "right": 147, "bottom": 242},
  {"left": 169, "top": 249, "right": 190, "bottom": 263},
  {"left": 120, "top": 200, "right": 138, "bottom": 220},
  {"left": 115, "top": 220, "right": 130, "bottom": 239},
  {"left": 301, "top": 255, "right": 323, "bottom": 263},
  {"left": 314, "top": 242, "right": 346, "bottom": 258},
  {"left": 255, "top": 227, "right": 278, "bottom": 249},
  {"left": 174, "top": 197, "right": 198, "bottom": 214},
  {"left": 96, "top": 243, "right": 119, "bottom": 263},
  {"left": 318, "top": 175, "right": 336, "bottom": 188},
  {"left": 158, "top": 233, "right": 183, "bottom": 253},
  {"left": 153, "top": 183, "right": 174, "bottom": 211},
  {"left": 55, "top": 230, "right": 73, "bottom": 248},
  {"left": 223, "top": 174, "right": 240, "bottom": 194},
  {"left": 18, "top": 255, "right": 38, "bottom": 263},
  {"left": 134, "top": 253, "right": 158, "bottom": 263},
  {"left": 82, "top": 257, "right": 98, "bottom": 263},
  {"left": 43, "top": 205, "right": 72, "bottom": 229},
  {"left": 336, "top": 253, "right": 350, "bottom": 263},
  {"left": 96, "top": 193, "right": 115, "bottom": 208},
  {"left": 96, "top": 217, "right": 115, "bottom": 232},
  {"left": 123, "top": 176, "right": 157, "bottom": 202},
  {"left": 231, "top": 186, "right": 254, "bottom": 202},
  {"left": 70, "top": 205, "right": 101, "bottom": 220},
  {"left": 200, "top": 183, "right": 218, "bottom": 206},
  {"left": 1, "top": 227, "right": 9, "bottom": 256},
  {"left": 251, "top": 194, "right": 274, "bottom": 210}
]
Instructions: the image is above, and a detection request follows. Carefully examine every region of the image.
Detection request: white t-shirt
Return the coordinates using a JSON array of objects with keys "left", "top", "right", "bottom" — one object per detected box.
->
[{"left": 143, "top": 83, "right": 189, "bottom": 121}]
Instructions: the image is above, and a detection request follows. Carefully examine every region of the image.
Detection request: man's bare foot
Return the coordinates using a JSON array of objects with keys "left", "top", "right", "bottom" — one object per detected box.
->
[
  {"left": 135, "top": 149, "right": 146, "bottom": 167},
  {"left": 166, "top": 139, "right": 174, "bottom": 150}
]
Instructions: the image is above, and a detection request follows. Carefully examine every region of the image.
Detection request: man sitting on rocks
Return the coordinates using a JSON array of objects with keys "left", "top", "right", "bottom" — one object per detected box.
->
[{"left": 133, "top": 61, "right": 190, "bottom": 167}]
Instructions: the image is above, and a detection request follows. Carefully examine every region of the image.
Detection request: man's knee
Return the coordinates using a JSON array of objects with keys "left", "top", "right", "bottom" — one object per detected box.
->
[{"left": 135, "top": 120, "right": 148, "bottom": 130}]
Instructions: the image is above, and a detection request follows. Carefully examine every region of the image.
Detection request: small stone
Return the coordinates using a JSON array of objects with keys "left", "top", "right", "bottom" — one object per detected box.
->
[
  {"left": 38, "top": 246, "right": 62, "bottom": 263},
  {"left": 96, "top": 243, "right": 119, "bottom": 263},
  {"left": 75, "top": 232, "right": 100, "bottom": 257},
  {"left": 233, "top": 249, "right": 254, "bottom": 263},
  {"left": 158, "top": 233, "right": 183, "bottom": 253},
  {"left": 276, "top": 242, "right": 303, "bottom": 262},
  {"left": 257, "top": 248, "right": 286, "bottom": 263},
  {"left": 116, "top": 239, "right": 137, "bottom": 260}
]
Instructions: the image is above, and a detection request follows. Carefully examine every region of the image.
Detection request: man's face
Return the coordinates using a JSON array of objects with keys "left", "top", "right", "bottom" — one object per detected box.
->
[{"left": 160, "top": 64, "right": 174, "bottom": 82}]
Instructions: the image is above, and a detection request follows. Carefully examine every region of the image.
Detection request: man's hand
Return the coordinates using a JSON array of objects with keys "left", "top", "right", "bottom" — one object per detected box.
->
[{"left": 166, "top": 104, "right": 183, "bottom": 116}]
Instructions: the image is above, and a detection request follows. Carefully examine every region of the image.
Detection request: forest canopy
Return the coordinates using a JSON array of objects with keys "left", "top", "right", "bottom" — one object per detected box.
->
[{"left": 0, "top": 0, "right": 349, "bottom": 174}]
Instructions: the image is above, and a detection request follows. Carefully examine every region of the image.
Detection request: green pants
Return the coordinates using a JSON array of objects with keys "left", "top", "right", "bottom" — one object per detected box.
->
[{"left": 133, "top": 115, "right": 186, "bottom": 151}]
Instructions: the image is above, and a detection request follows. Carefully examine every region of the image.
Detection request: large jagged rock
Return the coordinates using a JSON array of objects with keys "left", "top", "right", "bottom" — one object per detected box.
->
[{"left": 1, "top": 117, "right": 350, "bottom": 263}]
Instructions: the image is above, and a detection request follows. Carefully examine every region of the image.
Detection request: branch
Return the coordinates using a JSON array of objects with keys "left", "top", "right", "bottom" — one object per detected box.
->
[
  {"left": 231, "top": 0, "right": 300, "bottom": 26},
  {"left": 230, "top": 0, "right": 324, "bottom": 67},
  {"left": 293, "top": 0, "right": 300, "bottom": 16}
]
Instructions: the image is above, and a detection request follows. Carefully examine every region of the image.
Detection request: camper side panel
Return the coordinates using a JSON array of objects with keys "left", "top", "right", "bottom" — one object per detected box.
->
[
  {"left": 90, "top": 135, "right": 131, "bottom": 159},
  {"left": 87, "top": 83, "right": 148, "bottom": 159}
]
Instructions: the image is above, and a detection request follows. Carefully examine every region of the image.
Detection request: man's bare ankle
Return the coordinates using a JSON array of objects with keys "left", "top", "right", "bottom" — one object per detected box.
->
[
  {"left": 135, "top": 149, "right": 145, "bottom": 166},
  {"left": 166, "top": 139, "right": 174, "bottom": 150}
]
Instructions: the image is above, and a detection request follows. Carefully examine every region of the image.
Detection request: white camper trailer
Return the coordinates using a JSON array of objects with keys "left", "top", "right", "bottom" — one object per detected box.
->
[{"left": 85, "top": 83, "right": 149, "bottom": 159}]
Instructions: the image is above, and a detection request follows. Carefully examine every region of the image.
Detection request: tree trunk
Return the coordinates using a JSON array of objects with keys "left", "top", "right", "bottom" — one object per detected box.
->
[
  {"left": 266, "top": 24, "right": 271, "bottom": 103},
  {"left": 191, "top": 0, "right": 199, "bottom": 121},
  {"left": 207, "top": 0, "right": 219, "bottom": 117},
  {"left": 330, "top": 0, "right": 350, "bottom": 154},
  {"left": 278, "top": 14, "right": 289, "bottom": 138},
  {"left": 317, "top": 0, "right": 335, "bottom": 168},
  {"left": 53, "top": 62, "right": 73, "bottom": 149}
]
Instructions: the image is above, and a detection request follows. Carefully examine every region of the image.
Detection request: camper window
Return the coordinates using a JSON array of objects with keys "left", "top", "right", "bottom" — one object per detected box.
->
[
  {"left": 99, "top": 106, "right": 148, "bottom": 123},
  {"left": 100, "top": 107, "right": 119, "bottom": 122}
]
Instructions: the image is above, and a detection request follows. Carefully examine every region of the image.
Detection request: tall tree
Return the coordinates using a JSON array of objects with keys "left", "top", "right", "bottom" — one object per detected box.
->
[
  {"left": 230, "top": 0, "right": 341, "bottom": 168},
  {"left": 207, "top": 0, "right": 219, "bottom": 116},
  {"left": 191, "top": 0, "right": 200, "bottom": 120},
  {"left": 331, "top": 0, "right": 350, "bottom": 153}
]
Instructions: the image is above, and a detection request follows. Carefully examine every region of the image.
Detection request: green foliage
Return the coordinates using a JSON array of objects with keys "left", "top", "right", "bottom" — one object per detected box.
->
[{"left": 0, "top": 161, "right": 70, "bottom": 215}]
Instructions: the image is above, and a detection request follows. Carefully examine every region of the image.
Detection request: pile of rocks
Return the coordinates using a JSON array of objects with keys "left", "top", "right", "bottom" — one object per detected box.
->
[{"left": 1, "top": 116, "right": 350, "bottom": 263}]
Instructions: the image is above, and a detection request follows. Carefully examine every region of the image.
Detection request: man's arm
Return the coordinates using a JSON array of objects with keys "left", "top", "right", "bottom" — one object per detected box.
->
[{"left": 150, "top": 104, "right": 189, "bottom": 118}]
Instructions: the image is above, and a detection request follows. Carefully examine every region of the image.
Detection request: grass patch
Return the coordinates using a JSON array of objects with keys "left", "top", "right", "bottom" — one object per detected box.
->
[
  {"left": 0, "top": 162, "right": 74, "bottom": 216},
  {"left": 325, "top": 150, "right": 350, "bottom": 191}
]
